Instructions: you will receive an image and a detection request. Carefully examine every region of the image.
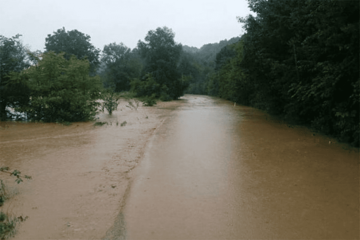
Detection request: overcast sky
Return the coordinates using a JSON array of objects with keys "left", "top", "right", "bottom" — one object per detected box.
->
[{"left": 1, "top": 0, "right": 253, "bottom": 51}]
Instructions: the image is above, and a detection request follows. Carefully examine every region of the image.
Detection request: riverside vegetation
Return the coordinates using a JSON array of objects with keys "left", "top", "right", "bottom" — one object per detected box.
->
[
  {"left": 0, "top": 168, "right": 31, "bottom": 239},
  {"left": 2, "top": 1, "right": 357, "bottom": 146},
  {"left": 0, "top": 0, "right": 358, "bottom": 237}
]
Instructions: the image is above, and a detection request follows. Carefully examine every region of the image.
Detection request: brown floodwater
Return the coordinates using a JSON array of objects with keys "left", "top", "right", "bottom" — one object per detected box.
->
[
  {"left": 0, "top": 100, "right": 179, "bottom": 239},
  {"left": 0, "top": 95, "right": 358, "bottom": 239},
  {"left": 123, "top": 95, "right": 359, "bottom": 239}
]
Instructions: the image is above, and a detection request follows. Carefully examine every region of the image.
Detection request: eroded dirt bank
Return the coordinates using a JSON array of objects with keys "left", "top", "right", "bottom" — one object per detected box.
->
[{"left": 0, "top": 99, "right": 184, "bottom": 239}]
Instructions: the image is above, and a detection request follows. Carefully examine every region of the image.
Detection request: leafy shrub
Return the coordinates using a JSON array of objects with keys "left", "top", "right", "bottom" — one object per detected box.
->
[
  {"left": 10, "top": 52, "right": 102, "bottom": 122},
  {"left": 141, "top": 94, "right": 157, "bottom": 106},
  {"left": 0, "top": 167, "right": 31, "bottom": 239},
  {"left": 126, "top": 99, "right": 140, "bottom": 111},
  {"left": 159, "top": 93, "right": 172, "bottom": 101},
  {"left": 101, "top": 91, "right": 120, "bottom": 115},
  {"left": 0, "top": 212, "right": 17, "bottom": 240},
  {"left": 130, "top": 74, "right": 161, "bottom": 98},
  {"left": 93, "top": 121, "right": 108, "bottom": 126},
  {"left": 0, "top": 180, "right": 6, "bottom": 206}
]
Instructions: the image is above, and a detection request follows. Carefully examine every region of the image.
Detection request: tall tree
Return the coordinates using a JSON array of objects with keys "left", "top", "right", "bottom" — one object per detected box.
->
[
  {"left": 45, "top": 28, "right": 100, "bottom": 75},
  {"left": 0, "top": 34, "right": 30, "bottom": 120},
  {"left": 136, "top": 27, "right": 186, "bottom": 99},
  {"left": 100, "top": 43, "right": 142, "bottom": 92}
]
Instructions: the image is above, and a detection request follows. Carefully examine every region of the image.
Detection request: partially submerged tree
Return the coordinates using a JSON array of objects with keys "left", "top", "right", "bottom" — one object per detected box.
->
[
  {"left": 11, "top": 51, "right": 102, "bottom": 122},
  {"left": 134, "top": 27, "right": 187, "bottom": 100}
]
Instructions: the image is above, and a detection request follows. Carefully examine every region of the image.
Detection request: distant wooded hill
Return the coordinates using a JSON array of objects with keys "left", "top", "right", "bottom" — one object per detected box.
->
[
  {"left": 177, "top": 36, "right": 241, "bottom": 95},
  {"left": 182, "top": 37, "right": 240, "bottom": 63}
]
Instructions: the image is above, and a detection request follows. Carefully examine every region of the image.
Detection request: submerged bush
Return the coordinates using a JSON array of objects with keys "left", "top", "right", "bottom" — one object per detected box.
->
[
  {"left": 0, "top": 212, "right": 17, "bottom": 240},
  {"left": 10, "top": 52, "right": 102, "bottom": 122},
  {"left": 0, "top": 167, "right": 31, "bottom": 239},
  {"left": 0, "top": 180, "right": 6, "bottom": 206},
  {"left": 141, "top": 94, "right": 157, "bottom": 106},
  {"left": 102, "top": 91, "right": 120, "bottom": 115}
]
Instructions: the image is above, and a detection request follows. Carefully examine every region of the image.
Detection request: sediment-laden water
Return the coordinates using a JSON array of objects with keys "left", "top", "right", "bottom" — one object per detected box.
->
[{"left": 123, "top": 95, "right": 359, "bottom": 239}]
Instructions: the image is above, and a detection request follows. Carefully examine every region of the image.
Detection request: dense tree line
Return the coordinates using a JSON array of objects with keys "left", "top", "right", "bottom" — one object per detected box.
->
[
  {"left": 208, "top": 0, "right": 359, "bottom": 146},
  {"left": 180, "top": 37, "right": 241, "bottom": 94},
  {"left": 0, "top": 26, "right": 191, "bottom": 122},
  {"left": 1, "top": 2, "right": 358, "bottom": 147},
  {"left": 0, "top": 26, "right": 239, "bottom": 122}
]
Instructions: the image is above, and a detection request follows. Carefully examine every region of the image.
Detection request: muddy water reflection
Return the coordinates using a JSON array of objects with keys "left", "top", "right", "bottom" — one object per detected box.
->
[{"left": 124, "top": 95, "right": 359, "bottom": 239}]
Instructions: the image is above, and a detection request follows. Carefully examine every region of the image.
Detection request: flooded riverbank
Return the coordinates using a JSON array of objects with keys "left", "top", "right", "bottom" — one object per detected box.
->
[
  {"left": 0, "top": 99, "right": 184, "bottom": 239},
  {"left": 0, "top": 95, "right": 358, "bottom": 239}
]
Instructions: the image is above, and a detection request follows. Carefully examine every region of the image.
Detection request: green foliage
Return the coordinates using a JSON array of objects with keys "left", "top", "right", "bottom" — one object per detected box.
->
[
  {"left": 204, "top": 0, "right": 359, "bottom": 146},
  {"left": 227, "top": 0, "right": 360, "bottom": 146},
  {"left": 0, "top": 212, "right": 17, "bottom": 240},
  {"left": 0, "top": 212, "right": 5, "bottom": 222},
  {"left": 0, "top": 34, "right": 30, "bottom": 120},
  {"left": 178, "top": 52, "right": 203, "bottom": 94},
  {"left": 126, "top": 99, "right": 140, "bottom": 111},
  {"left": 0, "top": 166, "right": 31, "bottom": 239},
  {"left": 93, "top": 121, "right": 108, "bottom": 126},
  {"left": 101, "top": 91, "right": 120, "bottom": 115},
  {"left": 181, "top": 37, "right": 240, "bottom": 95},
  {"left": 0, "top": 180, "right": 6, "bottom": 206},
  {"left": 141, "top": 94, "right": 157, "bottom": 106},
  {"left": 0, "top": 167, "right": 32, "bottom": 185},
  {"left": 137, "top": 27, "right": 186, "bottom": 99},
  {"left": 118, "top": 91, "right": 136, "bottom": 100},
  {"left": 11, "top": 51, "right": 102, "bottom": 122},
  {"left": 99, "top": 43, "right": 142, "bottom": 92},
  {"left": 45, "top": 27, "right": 100, "bottom": 75},
  {"left": 130, "top": 74, "right": 161, "bottom": 98}
]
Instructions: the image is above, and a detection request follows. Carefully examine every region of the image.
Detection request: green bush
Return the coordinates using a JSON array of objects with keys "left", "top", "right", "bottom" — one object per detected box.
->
[
  {"left": 0, "top": 202, "right": 17, "bottom": 239},
  {"left": 159, "top": 93, "right": 172, "bottom": 101},
  {"left": 101, "top": 91, "right": 120, "bottom": 115},
  {"left": 0, "top": 167, "right": 31, "bottom": 239},
  {"left": 141, "top": 94, "right": 157, "bottom": 106},
  {"left": 0, "top": 180, "right": 6, "bottom": 206},
  {"left": 10, "top": 52, "right": 102, "bottom": 122},
  {"left": 0, "top": 212, "right": 17, "bottom": 240},
  {"left": 93, "top": 121, "right": 108, "bottom": 126},
  {"left": 130, "top": 74, "right": 161, "bottom": 98}
]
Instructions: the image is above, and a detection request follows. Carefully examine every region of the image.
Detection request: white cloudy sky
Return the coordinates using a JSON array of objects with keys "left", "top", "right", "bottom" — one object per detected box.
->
[{"left": 0, "top": 0, "right": 253, "bottom": 51}]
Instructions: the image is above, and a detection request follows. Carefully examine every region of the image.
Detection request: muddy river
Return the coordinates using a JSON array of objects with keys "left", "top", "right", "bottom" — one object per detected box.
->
[{"left": 0, "top": 95, "right": 359, "bottom": 239}]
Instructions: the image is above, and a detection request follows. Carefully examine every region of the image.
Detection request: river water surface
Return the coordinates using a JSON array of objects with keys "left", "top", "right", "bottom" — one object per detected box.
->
[
  {"left": 0, "top": 95, "right": 358, "bottom": 239},
  {"left": 123, "top": 95, "right": 359, "bottom": 239}
]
